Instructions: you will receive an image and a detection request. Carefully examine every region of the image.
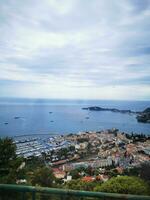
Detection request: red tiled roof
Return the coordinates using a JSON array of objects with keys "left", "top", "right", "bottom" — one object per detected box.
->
[
  {"left": 52, "top": 160, "right": 67, "bottom": 166},
  {"left": 81, "top": 176, "right": 95, "bottom": 182}
]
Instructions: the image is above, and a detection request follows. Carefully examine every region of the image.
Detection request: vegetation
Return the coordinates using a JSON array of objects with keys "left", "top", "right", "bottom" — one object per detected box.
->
[
  {"left": 69, "top": 169, "right": 81, "bottom": 179},
  {"left": 139, "top": 162, "right": 150, "bottom": 184},
  {"left": 0, "top": 138, "right": 25, "bottom": 199},
  {"left": 94, "top": 176, "right": 150, "bottom": 195},
  {"left": 123, "top": 163, "right": 150, "bottom": 185},
  {"left": 58, "top": 148, "right": 69, "bottom": 159},
  {"left": 0, "top": 137, "right": 150, "bottom": 199},
  {"left": 136, "top": 108, "right": 150, "bottom": 123},
  {"left": 64, "top": 179, "right": 99, "bottom": 191},
  {"left": 77, "top": 138, "right": 89, "bottom": 143},
  {"left": 25, "top": 156, "right": 45, "bottom": 171},
  {"left": 0, "top": 137, "right": 24, "bottom": 184},
  {"left": 125, "top": 133, "right": 149, "bottom": 142},
  {"left": 31, "top": 167, "right": 55, "bottom": 187},
  {"left": 123, "top": 166, "right": 140, "bottom": 177},
  {"left": 69, "top": 166, "right": 95, "bottom": 179}
]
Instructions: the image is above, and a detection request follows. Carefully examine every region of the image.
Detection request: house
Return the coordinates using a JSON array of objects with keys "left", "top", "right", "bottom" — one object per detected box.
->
[
  {"left": 52, "top": 159, "right": 68, "bottom": 166},
  {"left": 62, "top": 164, "right": 73, "bottom": 172},
  {"left": 53, "top": 168, "right": 66, "bottom": 179},
  {"left": 116, "top": 166, "right": 124, "bottom": 174},
  {"left": 75, "top": 142, "right": 88, "bottom": 150},
  {"left": 81, "top": 176, "right": 95, "bottom": 182},
  {"left": 96, "top": 175, "right": 109, "bottom": 182}
]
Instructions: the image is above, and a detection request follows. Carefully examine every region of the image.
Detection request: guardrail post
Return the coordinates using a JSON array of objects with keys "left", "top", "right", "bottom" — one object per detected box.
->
[
  {"left": 32, "top": 191, "right": 36, "bottom": 200},
  {"left": 22, "top": 192, "right": 25, "bottom": 200},
  {"left": 61, "top": 195, "right": 66, "bottom": 200}
]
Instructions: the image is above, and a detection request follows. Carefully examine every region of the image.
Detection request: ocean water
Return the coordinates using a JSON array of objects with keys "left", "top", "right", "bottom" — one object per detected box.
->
[{"left": 0, "top": 98, "right": 150, "bottom": 137}]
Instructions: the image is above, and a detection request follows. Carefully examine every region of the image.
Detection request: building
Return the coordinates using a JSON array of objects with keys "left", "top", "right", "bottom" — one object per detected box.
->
[{"left": 53, "top": 168, "right": 66, "bottom": 179}]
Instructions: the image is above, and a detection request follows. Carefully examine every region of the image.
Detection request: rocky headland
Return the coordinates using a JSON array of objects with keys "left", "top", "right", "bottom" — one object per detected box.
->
[
  {"left": 136, "top": 108, "right": 150, "bottom": 123},
  {"left": 82, "top": 106, "right": 150, "bottom": 123}
]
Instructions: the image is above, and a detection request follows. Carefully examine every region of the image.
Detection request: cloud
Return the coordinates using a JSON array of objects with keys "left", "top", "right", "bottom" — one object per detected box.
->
[{"left": 0, "top": 0, "right": 150, "bottom": 100}]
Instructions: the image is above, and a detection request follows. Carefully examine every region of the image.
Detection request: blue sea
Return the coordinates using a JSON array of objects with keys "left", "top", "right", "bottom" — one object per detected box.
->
[{"left": 0, "top": 98, "right": 150, "bottom": 137}]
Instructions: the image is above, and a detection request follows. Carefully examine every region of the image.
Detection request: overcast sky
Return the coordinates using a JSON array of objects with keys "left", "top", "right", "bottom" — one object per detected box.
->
[{"left": 0, "top": 0, "right": 150, "bottom": 100}]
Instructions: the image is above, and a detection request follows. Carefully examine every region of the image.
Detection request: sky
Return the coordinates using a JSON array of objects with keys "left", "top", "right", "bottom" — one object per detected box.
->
[{"left": 0, "top": 0, "right": 150, "bottom": 100}]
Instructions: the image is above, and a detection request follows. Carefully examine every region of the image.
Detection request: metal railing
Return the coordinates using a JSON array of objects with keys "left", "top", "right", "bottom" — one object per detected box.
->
[{"left": 0, "top": 184, "right": 150, "bottom": 200}]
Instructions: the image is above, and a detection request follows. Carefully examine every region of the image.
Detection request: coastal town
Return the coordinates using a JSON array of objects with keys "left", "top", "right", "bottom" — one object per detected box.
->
[{"left": 14, "top": 128, "right": 150, "bottom": 183}]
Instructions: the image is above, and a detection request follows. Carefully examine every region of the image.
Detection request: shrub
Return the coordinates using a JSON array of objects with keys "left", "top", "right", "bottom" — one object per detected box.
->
[{"left": 94, "top": 176, "right": 150, "bottom": 195}]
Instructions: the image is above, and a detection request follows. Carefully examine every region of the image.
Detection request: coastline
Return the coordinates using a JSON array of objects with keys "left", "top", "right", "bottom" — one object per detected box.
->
[
  {"left": 13, "top": 128, "right": 150, "bottom": 170},
  {"left": 8, "top": 127, "right": 150, "bottom": 140},
  {"left": 0, "top": 100, "right": 150, "bottom": 137}
]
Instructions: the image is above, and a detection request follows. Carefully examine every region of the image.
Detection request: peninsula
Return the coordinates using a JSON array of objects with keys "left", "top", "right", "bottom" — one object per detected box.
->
[
  {"left": 82, "top": 106, "right": 150, "bottom": 123},
  {"left": 82, "top": 106, "right": 136, "bottom": 114},
  {"left": 136, "top": 108, "right": 150, "bottom": 123}
]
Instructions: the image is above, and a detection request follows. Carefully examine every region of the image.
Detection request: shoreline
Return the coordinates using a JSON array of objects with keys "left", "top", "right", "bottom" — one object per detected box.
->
[
  {"left": 0, "top": 103, "right": 150, "bottom": 137},
  {"left": 1, "top": 127, "right": 150, "bottom": 139},
  {"left": 13, "top": 128, "right": 150, "bottom": 168},
  {"left": 12, "top": 128, "right": 150, "bottom": 140}
]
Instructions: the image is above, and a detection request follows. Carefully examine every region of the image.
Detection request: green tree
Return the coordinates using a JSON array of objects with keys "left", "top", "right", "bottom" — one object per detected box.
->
[
  {"left": 0, "top": 137, "right": 23, "bottom": 183},
  {"left": 58, "top": 148, "right": 68, "bottom": 159},
  {"left": 85, "top": 166, "right": 94, "bottom": 176},
  {"left": 69, "top": 169, "right": 81, "bottom": 179},
  {"left": 123, "top": 166, "right": 140, "bottom": 177},
  {"left": 25, "top": 156, "right": 45, "bottom": 172},
  {"left": 69, "top": 145, "right": 75, "bottom": 152},
  {"left": 64, "top": 179, "right": 99, "bottom": 191},
  {"left": 31, "top": 167, "right": 55, "bottom": 187},
  {"left": 139, "top": 162, "right": 150, "bottom": 184},
  {"left": 94, "top": 176, "right": 150, "bottom": 195},
  {"left": 0, "top": 138, "right": 25, "bottom": 200}
]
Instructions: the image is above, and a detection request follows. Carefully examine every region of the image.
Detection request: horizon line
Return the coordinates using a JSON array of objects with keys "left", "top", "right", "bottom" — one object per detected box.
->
[{"left": 0, "top": 97, "right": 149, "bottom": 102}]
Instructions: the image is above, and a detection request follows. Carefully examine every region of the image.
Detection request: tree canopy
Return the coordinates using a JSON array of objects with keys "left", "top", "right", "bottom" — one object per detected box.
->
[
  {"left": 139, "top": 162, "right": 150, "bottom": 183},
  {"left": 0, "top": 137, "right": 23, "bottom": 184},
  {"left": 94, "top": 176, "right": 150, "bottom": 195},
  {"left": 31, "top": 167, "right": 55, "bottom": 187},
  {"left": 64, "top": 179, "right": 99, "bottom": 191}
]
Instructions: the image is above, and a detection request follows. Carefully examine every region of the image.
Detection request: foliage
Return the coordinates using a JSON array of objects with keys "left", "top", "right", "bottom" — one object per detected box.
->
[
  {"left": 31, "top": 167, "right": 55, "bottom": 187},
  {"left": 106, "top": 168, "right": 118, "bottom": 178},
  {"left": 125, "top": 133, "right": 147, "bottom": 142},
  {"left": 58, "top": 148, "right": 69, "bottom": 159},
  {"left": 123, "top": 166, "right": 140, "bottom": 177},
  {"left": 0, "top": 137, "right": 24, "bottom": 184},
  {"left": 69, "top": 166, "right": 96, "bottom": 179},
  {"left": 77, "top": 138, "right": 89, "bottom": 143},
  {"left": 69, "top": 169, "right": 81, "bottom": 179},
  {"left": 69, "top": 145, "right": 75, "bottom": 152},
  {"left": 123, "top": 163, "right": 150, "bottom": 184},
  {"left": 25, "top": 156, "right": 45, "bottom": 172},
  {"left": 94, "top": 176, "right": 150, "bottom": 195},
  {"left": 0, "top": 138, "right": 25, "bottom": 199},
  {"left": 85, "top": 166, "right": 93, "bottom": 176},
  {"left": 0, "top": 137, "right": 16, "bottom": 167},
  {"left": 139, "top": 162, "right": 150, "bottom": 184},
  {"left": 64, "top": 179, "right": 100, "bottom": 191}
]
